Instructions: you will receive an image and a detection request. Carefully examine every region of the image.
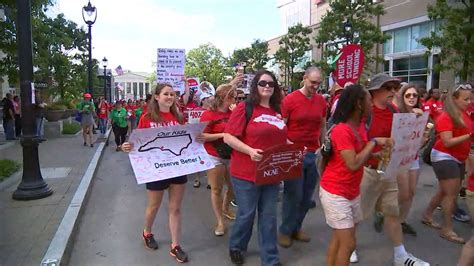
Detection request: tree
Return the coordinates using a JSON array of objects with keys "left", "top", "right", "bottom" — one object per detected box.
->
[
  {"left": 274, "top": 23, "right": 312, "bottom": 88},
  {"left": 228, "top": 39, "right": 270, "bottom": 73},
  {"left": 314, "top": 1, "right": 388, "bottom": 76},
  {"left": 185, "top": 43, "right": 231, "bottom": 87},
  {"left": 420, "top": 0, "right": 474, "bottom": 82}
]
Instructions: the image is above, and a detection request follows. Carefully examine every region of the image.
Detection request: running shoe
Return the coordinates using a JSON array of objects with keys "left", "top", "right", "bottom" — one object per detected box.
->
[
  {"left": 394, "top": 253, "right": 430, "bottom": 266},
  {"left": 207, "top": 184, "right": 211, "bottom": 189},
  {"left": 453, "top": 208, "right": 471, "bottom": 223},
  {"left": 459, "top": 187, "right": 466, "bottom": 199},
  {"left": 170, "top": 245, "right": 188, "bottom": 263},
  {"left": 142, "top": 232, "right": 158, "bottom": 250},
  {"left": 230, "top": 200, "right": 238, "bottom": 207},
  {"left": 401, "top": 222, "right": 417, "bottom": 236},
  {"left": 229, "top": 249, "right": 244, "bottom": 265},
  {"left": 373, "top": 212, "right": 384, "bottom": 233},
  {"left": 193, "top": 179, "right": 201, "bottom": 188},
  {"left": 350, "top": 250, "right": 359, "bottom": 263}
]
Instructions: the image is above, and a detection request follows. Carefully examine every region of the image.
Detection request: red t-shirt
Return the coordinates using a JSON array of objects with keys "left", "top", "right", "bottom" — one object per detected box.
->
[
  {"left": 366, "top": 104, "right": 396, "bottom": 167},
  {"left": 225, "top": 102, "right": 287, "bottom": 182},
  {"left": 282, "top": 90, "right": 327, "bottom": 151},
  {"left": 126, "top": 105, "right": 136, "bottom": 118},
  {"left": 468, "top": 173, "right": 474, "bottom": 191},
  {"left": 321, "top": 123, "right": 368, "bottom": 200},
  {"left": 200, "top": 110, "right": 232, "bottom": 157},
  {"left": 466, "top": 104, "right": 474, "bottom": 136},
  {"left": 137, "top": 111, "right": 180, "bottom": 128},
  {"left": 423, "top": 99, "right": 443, "bottom": 121},
  {"left": 433, "top": 112, "right": 471, "bottom": 162},
  {"left": 98, "top": 103, "right": 109, "bottom": 119}
]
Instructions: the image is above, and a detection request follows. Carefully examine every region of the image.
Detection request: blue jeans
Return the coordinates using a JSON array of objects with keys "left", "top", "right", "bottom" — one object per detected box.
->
[
  {"left": 280, "top": 152, "right": 319, "bottom": 235},
  {"left": 35, "top": 117, "right": 44, "bottom": 138},
  {"left": 229, "top": 177, "right": 280, "bottom": 266},
  {"left": 3, "top": 119, "right": 15, "bottom": 140},
  {"left": 99, "top": 118, "right": 107, "bottom": 135}
]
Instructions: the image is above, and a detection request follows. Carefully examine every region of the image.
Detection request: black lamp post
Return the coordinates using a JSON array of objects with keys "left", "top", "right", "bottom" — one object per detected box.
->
[
  {"left": 343, "top": 19, "right": 353, "bottom": 45},
  {"left": 13, "top": 0, "right": 52, "bottom": 200},
  {"left": 102, "top": 57, "right": 108, "bottom": 100},
  {"left": 82, "top": 0, "right": 97, "bottom": 95}
]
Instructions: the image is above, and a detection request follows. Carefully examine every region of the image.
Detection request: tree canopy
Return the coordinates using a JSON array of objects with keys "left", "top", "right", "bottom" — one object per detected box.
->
[
  {"left": 228, "top": 39, "right": 270, "bottom": 73},
  {"left": 185, "top": 43, "right": 231, "bottom": 87}
]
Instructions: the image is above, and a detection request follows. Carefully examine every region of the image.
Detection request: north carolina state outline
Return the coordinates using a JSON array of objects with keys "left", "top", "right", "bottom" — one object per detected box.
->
[{"left": 138, "top": 134, "right": 192, "bottom": 156}]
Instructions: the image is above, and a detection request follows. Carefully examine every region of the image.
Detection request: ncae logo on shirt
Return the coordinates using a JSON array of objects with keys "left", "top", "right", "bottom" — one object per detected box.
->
[{"left": 253, "top": 114, "right": 286, "bottom": 129}]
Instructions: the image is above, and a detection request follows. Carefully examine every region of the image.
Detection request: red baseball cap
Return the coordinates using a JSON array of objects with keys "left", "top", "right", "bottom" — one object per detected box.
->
[{"left": 84, "top": 93, "right": 92, "bottom": 98}]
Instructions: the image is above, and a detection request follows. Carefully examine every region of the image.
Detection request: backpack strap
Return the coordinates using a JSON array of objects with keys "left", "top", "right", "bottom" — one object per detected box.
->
[{"left": 244, "top": 100, "right": 254, "bottom": 126}]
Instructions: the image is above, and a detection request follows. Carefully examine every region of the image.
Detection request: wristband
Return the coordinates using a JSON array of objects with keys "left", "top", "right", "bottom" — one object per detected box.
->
[{"left": 369, "top": 138, "right": 377, "bottom": 146}]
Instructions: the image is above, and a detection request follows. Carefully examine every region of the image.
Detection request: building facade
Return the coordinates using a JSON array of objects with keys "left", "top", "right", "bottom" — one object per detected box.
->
[
  {"left": 268, "top": 0, "right": 457, "bottom": 91},
  {"left": 113, "top": 71, "right": 154, "bottom": 101}
]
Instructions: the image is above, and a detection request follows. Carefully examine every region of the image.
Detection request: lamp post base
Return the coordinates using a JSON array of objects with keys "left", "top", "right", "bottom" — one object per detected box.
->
[{"left": 12, "top": 181, "right": 53, "bottom": 200}]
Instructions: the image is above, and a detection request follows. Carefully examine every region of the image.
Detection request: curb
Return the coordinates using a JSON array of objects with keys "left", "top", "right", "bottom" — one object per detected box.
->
[
  {"left": 40, "top": 128, "right": 111, "bottom": 266},
  {"left": 0, "top": 170, "right": 21, "bottom": 191},
  {"left": 0, "top": 141, "right": 15, "bottom": 151}
]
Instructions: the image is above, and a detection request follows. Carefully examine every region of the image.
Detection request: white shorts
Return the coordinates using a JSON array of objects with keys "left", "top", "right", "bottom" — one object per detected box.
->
[
  {"left": 410, "top": 159, "right": 420, "bottom": 170},
  {"left": 208, "top": 155, "right": 230, "bottom": 167},
  {"left": 319, "top": 187, "right": 363, "bottom": 229}
]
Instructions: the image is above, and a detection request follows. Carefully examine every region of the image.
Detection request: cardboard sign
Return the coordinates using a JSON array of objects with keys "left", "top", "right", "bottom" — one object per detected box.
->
[
  {"left": 255, "top": 144, "right": 305, "bottom": 185},
  {"left": 157, "top": 48, "right": 186, "bottom": 93},
  {"left": 188, "top": 108, "right": 205, "bottom": 124},
  {"left": 128, "top": 123, "right": 213, "bottom": 184},
  {"left": 187, "top": 77, "right": 200, "bottom": 93},
  {"left": 335, "top": 44, "right": 364, "bottom": 87}
]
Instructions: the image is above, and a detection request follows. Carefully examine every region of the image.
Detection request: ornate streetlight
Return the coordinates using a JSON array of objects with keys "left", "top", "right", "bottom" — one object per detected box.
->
[
  {"left": 82, "top": 1, "right": 97, "bottom": 94},
  {"left": 343, "top": 19, "right": 353, "bottom": 44},
  {"left": 101, "top": 57, "right": 108, "bottom": 100}
]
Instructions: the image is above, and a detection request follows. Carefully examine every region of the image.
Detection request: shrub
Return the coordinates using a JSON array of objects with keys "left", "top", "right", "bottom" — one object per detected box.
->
[
  {"left": 0, "top": 159, "right": 21, "bottom": 181},
  {"left": 62, "top": 122, "right": 81, "bottom": 135}
]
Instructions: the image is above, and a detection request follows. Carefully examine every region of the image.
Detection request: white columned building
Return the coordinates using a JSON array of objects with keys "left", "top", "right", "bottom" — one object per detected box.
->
[{"left": 113, "top": 71, "right": 153, "bottom": 101}]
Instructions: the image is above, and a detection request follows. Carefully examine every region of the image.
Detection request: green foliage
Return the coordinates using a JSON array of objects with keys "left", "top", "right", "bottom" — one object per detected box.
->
[
  {"left": 420, "top": 0, "right": 474, "bottom": 82},
  {"left": 62, "top": 122, "right": 81, "bottom": 135},
  {"left": 45, "top": 102, "right": 67, "bottom": 110},
  {"left": 229, "top": 39, "right": 270, "bottom": 73},
  {"left": 274, "top": 23, "right": 312, "bottom": 86},
  {"left": 185, "top": 43, "right": 232, "bottom": 87},
  {"left": 314, "top": 1, "right": 388, "bottom": 76},
  {"left": 0, "top": 159, "right": 21, "bottom": 181},
  {"left": 0, "top": 1, "right": 95, "bottom": 100}
]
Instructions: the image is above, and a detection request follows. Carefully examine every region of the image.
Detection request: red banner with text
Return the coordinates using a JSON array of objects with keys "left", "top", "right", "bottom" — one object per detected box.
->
[
  {"left": 335, "top": 44, "right": 365, "bottom": 87},
  {"left": 255, "top": 144, "right": 305, "bottom": 185}
]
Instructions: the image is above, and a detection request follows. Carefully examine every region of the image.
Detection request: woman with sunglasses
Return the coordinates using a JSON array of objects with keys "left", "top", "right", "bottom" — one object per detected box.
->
[
  {"left": 224, "top": 70, "right": 286, "bottom": 266},
  {"left": 423, "top": 84, "right": 473, "bottom": 244},
  {"left": 395, "top": 84, "right": 425, "bottom": 236}
]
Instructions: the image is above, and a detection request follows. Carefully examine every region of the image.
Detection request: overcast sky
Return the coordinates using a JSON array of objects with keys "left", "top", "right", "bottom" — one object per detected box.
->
[{"left": 57, "top": 0, "right": 283, "bottom": 74}]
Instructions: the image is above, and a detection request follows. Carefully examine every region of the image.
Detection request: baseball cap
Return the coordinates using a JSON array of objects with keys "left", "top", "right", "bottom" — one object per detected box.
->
[
  {"left": 199, "top": 92, "right": 212, "bottom": 102},
  {"left": 367, "top": 73, "right": 401, "bottom": 91},
  {"left": 83, "top": 93, "right": 92, "bottom": 98}
]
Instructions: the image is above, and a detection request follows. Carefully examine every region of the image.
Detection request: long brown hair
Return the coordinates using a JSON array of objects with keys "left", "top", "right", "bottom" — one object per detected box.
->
[
  {"left": 248, "top": 70, "right": 282, "bottom": 113},
  {"left": 397, "top": 83, "right": 421, "bottom": 113},
  {"left": 210, "top": 84, "right": 235, "bottom": 112},
  {"left": 145, "top": 83, "right": 183, "bottom": 123},
  {"left": 444, "top": 85, "right": 470, "bottom": 128}
]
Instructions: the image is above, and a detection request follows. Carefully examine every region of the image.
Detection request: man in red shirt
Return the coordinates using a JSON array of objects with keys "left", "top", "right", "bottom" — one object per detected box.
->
[
  {"left": 278, "top": 67, "right": 327, "bottom": 248},
  {"left": 423, "top": 88, "right": 443, "bottom": 121},
  {"left": 360, "top": 73, "right": 429, "bottom": 266}
]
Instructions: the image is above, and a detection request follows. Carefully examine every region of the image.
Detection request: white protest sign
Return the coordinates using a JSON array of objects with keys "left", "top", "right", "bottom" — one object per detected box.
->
[
  {"left": 188, "top": 108, "right": 205, "bottom": 124},
  {"left": 157, "top": 48, "right": 186, "bottom": 94},
  {"left": 128, "top": 123, "right": 213, "bottom": 184},
  {"left": 384, "top": 112, "right": 429, "bottom": 179}
]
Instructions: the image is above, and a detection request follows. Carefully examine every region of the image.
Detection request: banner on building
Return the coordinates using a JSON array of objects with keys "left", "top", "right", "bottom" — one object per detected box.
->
[
  {"left": 383, "top": 112, "right": 429, "bottom": 180},
  {"left": 335, "top": 44, "right": 364, "bottom": 87},
  {"left": 255, "top": 144, "right": 305, "bottom": 185},
  {"left": 128, "top": 123, "right": 213, "bottom": 184},
  {"left": 156, "top": 48, "right": 186, "bottom": 94}
]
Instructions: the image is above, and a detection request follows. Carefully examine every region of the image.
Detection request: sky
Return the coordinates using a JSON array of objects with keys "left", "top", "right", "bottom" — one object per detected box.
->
[{"left": 57, "top": 0, "right": 284, "bottom": 74}]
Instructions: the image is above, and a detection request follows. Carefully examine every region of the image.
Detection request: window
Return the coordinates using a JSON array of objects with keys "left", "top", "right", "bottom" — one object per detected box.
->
[
  {"left": 384, "top": 21, "right": 435, "bottom": 54},
  {"left": 392, "top": 56, "right": 428, "bottom": 86},
  {"left": 410, "top": 22, "right": 431, "bottom": 50},
  {"left": 393, "top": 27, "right": 409, "bottom": 53},
  {"left": 383, "top": 37, "right": 392, "bottom": 55}
]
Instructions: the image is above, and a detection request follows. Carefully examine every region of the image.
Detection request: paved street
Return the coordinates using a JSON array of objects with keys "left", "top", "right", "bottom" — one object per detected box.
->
[{"left": 69, "top": 146, "right": 471, "bottom": 266}]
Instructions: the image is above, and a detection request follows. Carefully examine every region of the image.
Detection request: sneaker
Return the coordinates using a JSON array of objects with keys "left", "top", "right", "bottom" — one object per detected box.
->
[
  {"left": 142, "top": 232, "right": 158, "bottom": 250},
  {"left": 350, "top": 250, "right": 359, "bottom": 263},
  {"left": 207, "top": 184, "right": 211, "bottom": 189},
  {"left": 83, "top": 142, "right": 87, "bottom": 146},
  {"left": 453, "top": 208, "right": 471, "bottom": 223},
  {"left": 278, "top": 233, "right": 292, "bottom": 248},
  {"left": 170, "top": 245, "right": 188, "bottom": 263},
  {"left": 193, "top": 179, "right": 201, "bottom": 188},
  {"left": 401, "top": 222, "right": 417, "bottom": 236},
  {"left": 229, "top": 249, "right": 244, "bottom": 265},
  {"left": 230, "top": 200, "right": 238, "bottom": 207},
  {"left": 292, "top": 230, "right": 311, "bottom": 242},
  {"left": 116, "top": 146, "right": 121, "bottom": 152},
  {"left": 459, "top": 187, "right": 466, "bottom": 198},
  {"left": 374, "top": 212, "right": 384, "bottom": 233},
  {"left": 394, "top": 253, "right": 430, "bottom": 266},
  {"left": 90, "top": 143, "right": 94, "bottom": 148}
]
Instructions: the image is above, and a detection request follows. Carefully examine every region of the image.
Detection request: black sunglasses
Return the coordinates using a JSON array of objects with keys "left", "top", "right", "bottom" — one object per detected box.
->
[
  {"left": 257, "top": 80, "right": 275, "bottom": 88},
  {"left": 236, "top": 96, "right": 246, "bottom": 100}
]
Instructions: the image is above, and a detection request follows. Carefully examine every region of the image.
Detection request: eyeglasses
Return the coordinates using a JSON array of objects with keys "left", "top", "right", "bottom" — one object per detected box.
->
[
  {"left": 455, "top": 84, "right": 472, "bottom": 92},
  {"left": 257, "top": 80, "right": 275, "bottom": 88},
  {"left": 441, "top": 90, "right": 448, "bottom": 94},
  {"left": 404, "top": 93, "right": 418, "bottom": 99},
  {"left": 308, "top": 80, "right": 321, "bottom": 85},
  {"left": 236, "top": 97, "right": 246, "bottom": 101}
]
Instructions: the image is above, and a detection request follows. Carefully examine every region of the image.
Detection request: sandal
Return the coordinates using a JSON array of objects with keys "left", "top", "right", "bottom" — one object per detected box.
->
[
  {"left": 440, "top": 231, "right": 465, "bottom": 244},
  {"left": 421, "top": 219, "right": 441, "bottom": 229}
]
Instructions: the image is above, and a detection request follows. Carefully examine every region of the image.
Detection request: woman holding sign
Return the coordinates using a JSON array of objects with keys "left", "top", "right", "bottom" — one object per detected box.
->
[
  {"left": 319, "top": 85, "right": 391, "bottom": 266},
  {"left": 223, "top": 70, "right": 286, "bottom": 266},
  {"left": 200, "top": 84, "right": 237, "bottom": 236},
  {"left": 423, "top": 84, "right": 472, "bottom": 245},
  {"left": 122, "top": 83, "right": 190, "bottom": 263}
]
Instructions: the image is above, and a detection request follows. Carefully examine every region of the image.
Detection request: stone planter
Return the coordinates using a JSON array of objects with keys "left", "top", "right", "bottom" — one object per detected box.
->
[{"left": 44, "top": 110, "right": 66, "bottom": 122}]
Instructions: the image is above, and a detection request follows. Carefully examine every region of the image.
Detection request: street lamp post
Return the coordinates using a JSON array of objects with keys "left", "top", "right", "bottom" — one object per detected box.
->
[
  {"left": 13, "top": 0, "right": 52, "bottom": 200},
  {"left": 102, "top": 57, "right": 108, "bottom": 100},
  {"left": 343, "top": 19, "right": 353, "bottom": 45},
  {"left": 82, "top": 0, "right": 97, "bottom": 95}
]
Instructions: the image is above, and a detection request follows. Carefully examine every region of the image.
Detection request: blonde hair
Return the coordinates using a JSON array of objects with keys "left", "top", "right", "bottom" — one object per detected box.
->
[
  {"left": 145, "top": 83, "right": 183, "bottom": 123},
  {"left": 210, "top": 84, "right": 235, "bottom": 112},
  {"left": 443, "top": 86, "right": 469, "bottom": 128}
]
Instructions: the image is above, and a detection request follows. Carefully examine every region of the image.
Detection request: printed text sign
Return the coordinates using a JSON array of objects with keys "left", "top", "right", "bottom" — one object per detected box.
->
[
  {"left": 255, "top": 144, "right": 305, "bottom": 185},
  {"left": 335, "top": 44, "right": 364, "bottom": 87},
  {"left": 128, "top": 123, "right": 213, "bottom": 184},
  {"left": 156, "top": 48, "right": 186, "bottom": 94}
]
